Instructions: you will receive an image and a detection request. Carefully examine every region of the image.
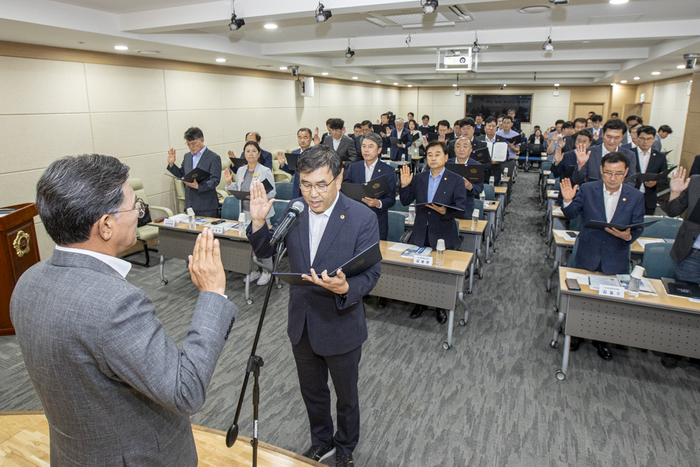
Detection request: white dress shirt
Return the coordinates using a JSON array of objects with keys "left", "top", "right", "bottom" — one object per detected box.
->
[
  {"left": 363, "top": 159, "right": 382, "bottom": 209},
  {"left": 333, "top": 137, "right": 341, "bottom": 151},
  {"left": 638, "top": 148, "right": 652, "bottom": 193},
  {"left": 603, "top": 185, "right": 622, "bottom": 222},
  {"left": 308, "top": 192, "right": 340, "bottom": 265},
  {"left": 55, "top": 245, "right": 132, "bottom": 278}
]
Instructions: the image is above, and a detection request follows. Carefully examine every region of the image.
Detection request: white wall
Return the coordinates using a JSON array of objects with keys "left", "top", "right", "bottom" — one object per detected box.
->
[
  {"left": 0, "top": 55, "right": 400, "bottom": 259},
  {"left": 649, "top": 80, "right": 692, "bottom": 165}
]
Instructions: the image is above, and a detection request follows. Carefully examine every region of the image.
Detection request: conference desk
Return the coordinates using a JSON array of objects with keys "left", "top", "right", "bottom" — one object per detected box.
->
[
  {"left": 551, "top": 267, "right": 700, "bottom": 381},
  {"left": 370, "top": 241, "right": 473, "bottom": 350},
  {"left": 457, "top": 219, "right": 489, "bottom": 293},
  {"left": 483, "top": 200, "right": 500, "bottom": 261},
  {"left": 152, "top": 219, "right": 259, "bottom": 304}
]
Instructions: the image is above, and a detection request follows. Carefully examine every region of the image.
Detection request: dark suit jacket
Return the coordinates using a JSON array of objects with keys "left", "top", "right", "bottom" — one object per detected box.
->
[
  {"left": 323, "top": 135, "right": 358, "bottom": 164},
  {"left": 167, "top": 147, "right": 222, "bottom": 213},
  {"left": 633, "top": 147, "right": 668, "bottom": 213},
  {"left": 239, "top": 148, "right": 273, "bottom": 169},
  {"left": 447, "top": 157, "right": 483, "bottom": 217},
  {"left": 690, "top": 155, "right": 700, "bottom": 177},
  {"left": 620, "top": 142, "right": 634, "bottom": 152},
  {"left": 280, "top": 148, "right": 303, "bottom": 198},
  {"left": 350, "top": 134, "right": 363, "bottom": 156},
  {"left": 562, "top": 180, "right": 645, "bottom": 274},
  {"left": 666, "top": 175, "right": 700, "bottom": 264},
  {"left": 344, "top": 160, "right": 397, "bottom": 238},
  {"left": 570, "top": 145, "right": 637, "bottom": 186},
  {"left": 389, "top": 127, "right": 412, "bottom": 161},
  {"left": 10, "top": 249, "right": 237, "bottom": 466},
  {"left": 248, "top": 194, "right": 381, "bottom": 356},
  {"left": 399, "top": 168, "right": 467, "bottom": 249},
  {"left": 475, "top": 134, "right": 506, "bottom": 184},
  {"left": 562, "top": 135, "right": 576, "bottom": 153}
]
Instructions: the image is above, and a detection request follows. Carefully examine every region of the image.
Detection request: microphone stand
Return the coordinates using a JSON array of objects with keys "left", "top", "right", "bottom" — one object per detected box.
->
[{"left": 226, "top": 240, "right": 285, "bottom": 467}]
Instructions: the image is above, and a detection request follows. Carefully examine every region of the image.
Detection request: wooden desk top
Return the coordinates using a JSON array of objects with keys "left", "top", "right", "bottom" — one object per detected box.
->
[
  {"left": 547, "top": 190, "right": 559, "bottom": 199},
  {"left": 542, "top": 170, "right": 551, "bottom": 176},
  {"left": 558, "top": 267, "right": 700, "bottom": 313},
  {"left": 483, "top": 200, "right": 500, "bottom": 212},
  {"left": 552, "top": 207, "right": 566, "bottom": 218},
  {"left": 152, "top": 218, "right": 250, "bottom": 239},
  {"left": 500, "top": 177, "right": 511, "bottom": 183},
  {"left": 494, "top": 186, "right": 507, "bottom": 195},
  {"left": 546, "top": 179, "right": 556, "bottom": 185},
  {"left": 380, "top": 241, "right": 472, "bottom": 274},
  {"left": 0, "top": 412, "right": 321, "bottom": 467},
  {"left": 457, "top": 219, "right": 488, "bottom": 234}
]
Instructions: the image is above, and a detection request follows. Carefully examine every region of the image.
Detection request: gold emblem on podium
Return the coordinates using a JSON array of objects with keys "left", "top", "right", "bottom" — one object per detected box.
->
[{"left": 13, "top": 230, "right": 31, "bottom": 258}]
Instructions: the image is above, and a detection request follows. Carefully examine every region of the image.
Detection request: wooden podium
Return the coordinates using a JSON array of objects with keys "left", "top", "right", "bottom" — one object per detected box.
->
[{"left": 0, "top": 203, "right": 41, "bottom": 336}]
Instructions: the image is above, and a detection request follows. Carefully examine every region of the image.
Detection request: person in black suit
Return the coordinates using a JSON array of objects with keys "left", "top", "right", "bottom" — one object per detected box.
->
[
  {"left": 620, "top": 124, "right": 640, "bottom": 152},
  {"left": 166, "top": 126, "right": 222, "bottom": 217},
  {"left": 552, "top": 130, "right": 593, "bottom": 205},
  {"left": 349, "top": 123, "right": 363, "bottom": 156},
  {"left": 561, "top": 118, "right": 587, "bottom": 153},
  {"left": 418, "top": 114, "right": 433, "bottom": 135},
  {"left": 690, "top": 155, "right": 700, "bottom": 176},
  {"left": 399, "top": 140, "right": 467, "bottom": 324},
  {"left": 322, "top": 118, "right": 358, "bottom": 166},
  {"left": 448, "top": 137, "right": 484, "bottom": 217},
  {"left": 474, "top": 114, "right": 484, "bottom": 137},
  {"left": 344, "top": 132, "right": 396, "bottom": 240},
  {"left": 633, "top": 126, "right": 669, "bottom": 214},
  {"left": 507, "top": 109, "right": 521, "bottom": 133},
  {"left": 570, "top": 119, "right": 637, "bottom": 186},
  {"left": 476, "top": 116, "right": 507, "bottom": 184},
  {"left": 247, "top": 146, "right": 380, "bottom": 467},
  {"left": 277, "top": 127, "right": 316, "bottom": 199},
  {"left": 232, "top": 132, "right": 273, "bottom": 169},
  {"left": 589, "top": 114, "right": 604, "bottom": 146}
]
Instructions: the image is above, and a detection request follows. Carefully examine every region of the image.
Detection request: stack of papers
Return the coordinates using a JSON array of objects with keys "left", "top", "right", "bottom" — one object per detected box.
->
[
  {"left": 616, "top": 275, "right": 657, "bottom": 295},
  {"left": 400, "top": 245, "right": 433, "bottom": 258},
  {"left": 588, "top": 275, "right": 620, "bottom": 290}
]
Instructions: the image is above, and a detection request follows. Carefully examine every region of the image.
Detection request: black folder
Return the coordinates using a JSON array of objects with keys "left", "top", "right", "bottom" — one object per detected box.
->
[
  {"left": 373, "top": 124, "right": 390, "bottom": 135},
  {"left": 504, "top": 135, "right": 522, "bottom": 145},
  {"left": 165, "top": 168, "right": 211, "bottom": 184},
  {"left": 584, "top": 219, "right": 658, "bottom": 231},
  {"left": 283, "top": 153, "right": 299, "bottom": 171},
  {"left": 446, "top": 163, "right": 485, "bottom": 183},
  {"left": 470, "top": 146, "right": 492, "bottom": 165},
  {"left": 624, "top": 166, "right": 675, "bottom": 184},
  {"left": 415, "top": 201, "right": 464, "bottom": 211},
  {"left": 341, "top": 175, "right": 390, "bottom": 201},
  {"left": 427, "top": 132, "right": 452, "bottom": 143},
  {"left": 229, "top": 158, "right": 248, "bottom": 171},
  {"left": 227, "top": 179, "right": 274, "bottom": 199},
  {"left": 411, "top": 132, "right": 421, "bottom": 142},
  {"left": 662, "top": 277, "right": 700, "bottom": 299},
  {"left": 390, "top": 134, "right": 410, "bottom": 145},
  {"left": 273, "top": 242, "right": 382, "bottom": 286}
]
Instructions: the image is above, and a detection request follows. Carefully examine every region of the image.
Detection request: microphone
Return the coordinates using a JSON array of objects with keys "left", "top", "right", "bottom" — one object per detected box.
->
[{"left": 269, "top": 201, "right": 304, "bottom": 246}]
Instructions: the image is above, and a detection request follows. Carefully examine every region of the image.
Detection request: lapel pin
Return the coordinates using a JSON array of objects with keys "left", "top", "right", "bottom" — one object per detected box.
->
[
  {"left": 444, "top": 177, "right": 447, "bottom": 181},
  {"left": 623, "top": 198, "right": 627, "bottom": 201},
  {"left": 340, "top": 214, "right": 345, "bottom": 219}
]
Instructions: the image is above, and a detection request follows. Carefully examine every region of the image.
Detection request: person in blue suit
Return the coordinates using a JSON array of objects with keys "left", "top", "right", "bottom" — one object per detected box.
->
[
  {"left": 447, "top": 136, "right": 484, "bottom": 218},
  {"left": 570, "top": 119, "right": 637, "bottom": 186},
  {"left": 247, "top": 145, "right": 380, "bottom": 467},
  {"left": 344, "top": 132, "right": 396, "bottom": 240},
  {"left": 399, "top": 140, "right": 467, "bottom": 324},
  {"left": 560, "top": 151, "right": 645, "bottom": 361},
  {"left": 389, "top": 118, "right": 412, "bottom": 161},
  {"left": 277, "top": 127, "right": 315, "bottom": 199}
]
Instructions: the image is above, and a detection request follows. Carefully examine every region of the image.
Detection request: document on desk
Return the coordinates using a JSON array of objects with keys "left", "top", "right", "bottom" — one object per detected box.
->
[
  {"left": 565, "top": 271, "right": 589, "bottom": 284},
  {"left": 388, "top": 242, "right": 413, "bottom": 251},
  {"left": 552, "top": 207, "right": 563, "bottom": 216},
  {"left": 636, "top": 238, "right": 666, "bottom": 248},
  {"left": 616, "top": 275, "right": 657, "bottom": 295},
  {"left": 588, "top": 275, "right": 620, "bottom": 290},
  {"left": 401, "top": 245, "right": 433, "bottom": 258}
]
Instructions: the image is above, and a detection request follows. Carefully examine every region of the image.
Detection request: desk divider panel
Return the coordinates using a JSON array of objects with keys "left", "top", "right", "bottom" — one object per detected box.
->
[{"left": 370, "top": 264, "right": 461, "bottom": 310}]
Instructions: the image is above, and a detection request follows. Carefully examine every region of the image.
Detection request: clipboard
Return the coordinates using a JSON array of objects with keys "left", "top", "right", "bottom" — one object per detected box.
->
[
  {"left": 165, "top": 167, "right": 211, "bottom": 183},
  {"left": 584, "top": 219, "right": 658, "bottom": 231},
  {"left": 446, "top": 163, "right": 485, "bottom": 183},
  {"left": 283, "top": 153, "right": 299, "bottom": 171},
  {"left": 341, "top": 175, "right": 391, "bottom": 200}
]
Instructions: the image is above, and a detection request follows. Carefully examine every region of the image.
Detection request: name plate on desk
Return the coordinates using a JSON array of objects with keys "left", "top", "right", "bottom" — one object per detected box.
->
[
  {"left": 211, "top": 222, "right": 236, "bottom": 234},
  {"left": 599, "top": 285, "right": 625, "bottom": 298},
  {"left": 414, "top": 255, "right": 433, "bottom": 266},
  {"left": 163, "top": 218, "right": 177, "bottom": 227}
]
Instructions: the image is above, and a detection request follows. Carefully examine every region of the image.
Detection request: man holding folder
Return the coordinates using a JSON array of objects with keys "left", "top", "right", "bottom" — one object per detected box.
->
[{"left": 246, "top": 146, "right": 380, "bottom": 467}]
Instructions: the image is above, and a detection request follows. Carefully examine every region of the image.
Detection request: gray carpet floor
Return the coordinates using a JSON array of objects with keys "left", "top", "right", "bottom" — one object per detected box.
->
[{"left": 2, "top": 171, "right": 699, "bottom": 466}]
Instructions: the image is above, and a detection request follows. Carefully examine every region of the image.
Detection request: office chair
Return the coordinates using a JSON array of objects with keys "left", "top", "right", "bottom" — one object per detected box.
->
[
  {"left": 275, "top": 182, "right": 294, "bottom": 200},
  {"left": 642, "top": 243, "right": 676, "bottom": 279}
]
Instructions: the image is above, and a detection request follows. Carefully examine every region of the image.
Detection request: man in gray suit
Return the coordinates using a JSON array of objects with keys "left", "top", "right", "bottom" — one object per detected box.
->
[
  {"left": 322, "top": 118, "right": 357, "bottom": 166},
  {"left": 10, "top": 154, "right": 238, "bottom": 466},
  {"left": 167, "top": 126, "right": 222, "bottom": 217}
]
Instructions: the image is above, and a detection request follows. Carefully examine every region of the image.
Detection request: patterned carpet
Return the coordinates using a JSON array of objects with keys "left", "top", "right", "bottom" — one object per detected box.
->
[{"left": 2, "top": 171, "right": 699, "bottom": 466}]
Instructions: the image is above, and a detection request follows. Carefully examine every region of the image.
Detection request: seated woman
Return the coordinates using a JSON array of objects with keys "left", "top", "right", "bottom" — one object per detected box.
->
[
  {"left": 399, "top": 140, "right": 467, "bottom": 324},
  {"left": 224, "top": 141, "right": 277, "bottom": 286},
  {"left": 407, "top": 119, "right": 423, "bottom": 173},
  {"left": 447, "top": 137, "right": 484, "bottom": 218}
]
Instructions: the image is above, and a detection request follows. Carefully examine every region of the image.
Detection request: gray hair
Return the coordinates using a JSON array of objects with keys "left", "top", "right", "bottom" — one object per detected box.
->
[
  {"left": 296, "top": 145, "right": 342, "bottom": 178},
  {"left": 361, "top": 132, "right": 383, "bottom": 149},
  {"left": 36, "top": 154, "right": 130, "bottom": 245},
  {"left": 395, "top": 118, "right": 405, "bottom": 124}
]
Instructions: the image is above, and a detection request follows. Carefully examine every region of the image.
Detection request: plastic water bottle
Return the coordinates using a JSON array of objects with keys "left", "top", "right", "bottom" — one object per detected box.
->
[
  {"left": 503, "top": 167, "right": 509, "bottom": 179},
  {"left": 471, "top": 208, "right": 479, "bottom": 230},
  {"left": 489, "top": 176, "right": 495, "bottom": 185},
  {"left": 479, "top": 191, "right": 485, "bottom": 202},
  {"left": 628, "top": 265, "right": 645, "bottom": 298},
  {"left": 238, "top": 213, "right": 246, "bottom": 236},
  {"left": 187, "top": 209, "right": 195, "bottom": 230},
  {"left": 436, "top": 239, "right": 445, "bottom": 266},
  {"left": 401, "top": 153, "right": 406, "bottom": 162},
  {"left": 408, "top": 205, "right": 415, "bottom": 221}
]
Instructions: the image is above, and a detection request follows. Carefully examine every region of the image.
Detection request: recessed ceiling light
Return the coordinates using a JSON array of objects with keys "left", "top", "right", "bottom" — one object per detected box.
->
[
  {"left": 353, "top": 76, "right": 359, "bottom": 80},
  {"left": 216, "top": 58, "right": 226, "bottom": 63},
  {"left": 264, "top": 23, "right": 278, "bottom": 29},
  {"left": 279, "top": 66, "right": 288, "bottom": 70},
  {"left": 137, "top": 50, "right": 161, "bottom": 54},
  {"left": 375, "top": 80, "right": 381, "bottom": 83},
  {"left": 634, "top": 76, "right": 640, "bottom": 80},
  {"left": 610, "top": 0, "right": 628, "bottom": 4},
  {"left": 114, "top": 45, "right": 128, "bottom": 51},
  {"left": 554, "top": 83, "right": 560, "bottom": 87},
  {"left": 620, "top": 79, "right": 627, "bottom": 84},
  {"left": 452, "top": 83, "right": 457, "bottom": 87},
  {"left": 394, "top": 82, "right": 399, "bottom": 85},
  {"left": 322, "top": 72, "right": 329, "bottom": 76},
  {"left": 407, "top": 84, "right": 413, "bottom": 87},
  {"left": 517, "top": 6, "right": 550, "bottom": 14},
  {"left": 651, "top": 71, "right": 661, "bottom": 75},
  {"left": 678, "top": 64, "right": 687, "bottom": 69},
  {"left": 502, "top": 84, "right": 507, "bottom": 87}
]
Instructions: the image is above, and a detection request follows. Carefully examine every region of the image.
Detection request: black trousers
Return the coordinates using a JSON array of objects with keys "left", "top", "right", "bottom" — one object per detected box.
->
[{"left": 292, "top": 325, "right": 362, "bottom": 455}]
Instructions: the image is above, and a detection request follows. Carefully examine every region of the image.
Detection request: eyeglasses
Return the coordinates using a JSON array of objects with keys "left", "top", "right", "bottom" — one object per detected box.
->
[
  {"left": 637, "top": 136, "right": 655, "bottom": 142},
  {"left": 113, "top": 198, "right": 146, "bottom": 218},
  {"left": 602, "top": 171, "right": 626, "bottom": 178},
  {"left": 299, "top": 175, "right": 338, "bottom": 193}
]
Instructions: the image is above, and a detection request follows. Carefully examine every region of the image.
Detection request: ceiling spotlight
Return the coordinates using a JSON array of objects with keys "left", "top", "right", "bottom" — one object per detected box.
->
[
  {"left": 651, "top": 71, "right": 661, "bottom": 75},
  {"left": 407, "top": 84, "right": 413, "bottom": 87},
  {"left": 609, "top": 0, "right": 628, "bottom": 4},
  {"left": 684, "top": 53, "right": 699, "bottom": 69},
  {"left": 543, "top": 36, "right": 554, "bottom": 52},
  {"left": 345, "top": 47, "right": 355, "bottom": 58},
  {"left": 634, "top": 76, "right": 641, "bottom": 80},
  {"left": 452, "top": 83, "right": 457, "bottom": 87},
  {"left": 315, "top": 2, "right": 332, "bottom": 22},
  {"left": 322, "top": 72, "right": 329, "bottom": 76},
  {"left": 229, "top": 13, "right": 245, "bottom": 31},
  {"left": 216, "top": 58, "right": 226, "bottom": 63},
  {"left": 549, "top": 0, "right": 569, "bottom": 4},
  {"left": 279, "top": 66, "right": 288, "bottom": 70},
  {"left": 503, "top": 84, "right": 507, "bottom": 87},
  {"left": 114, "top": 45, "right": 128, "bottom": 51},
  {"left": 422, "top": 0, "right": 439, "bottom": 14},
  {"left": 621, "top": 80, "right": 628, "bottom": 84}
]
